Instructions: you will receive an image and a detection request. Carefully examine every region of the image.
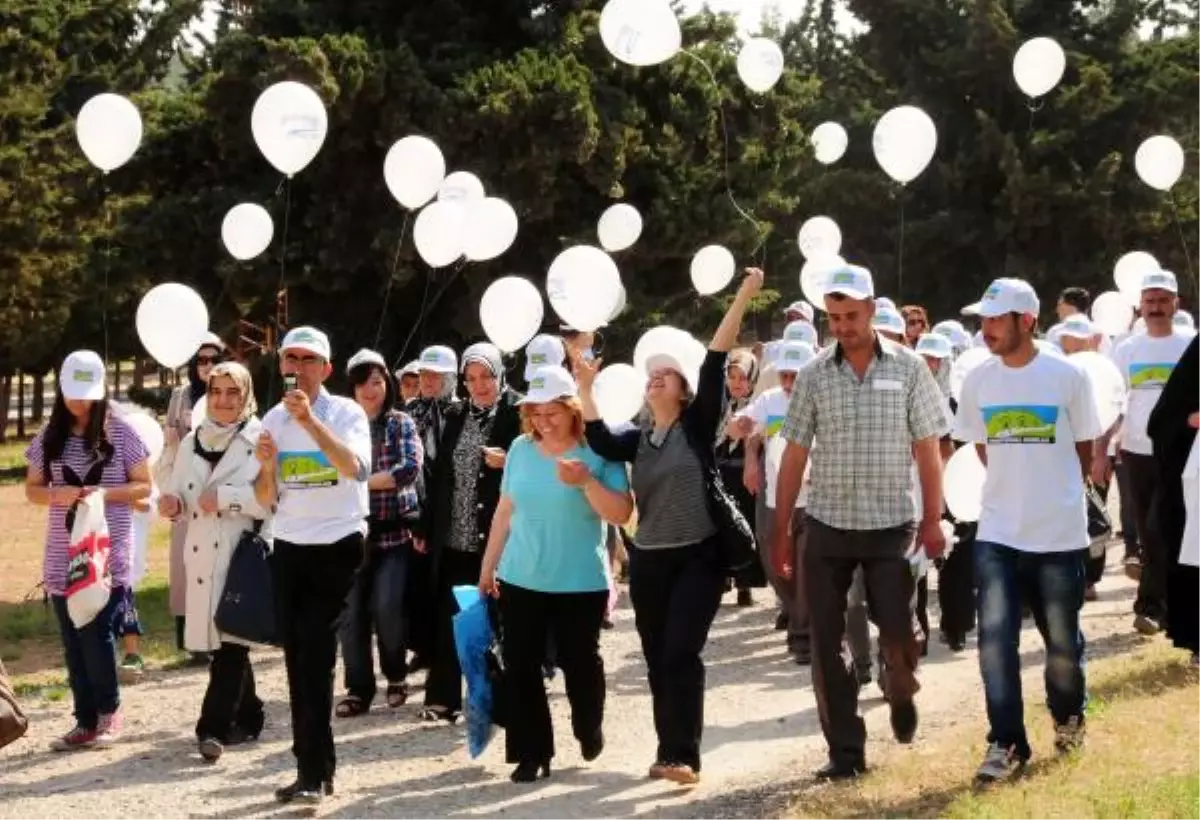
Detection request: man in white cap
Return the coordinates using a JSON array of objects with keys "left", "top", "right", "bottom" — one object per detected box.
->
[
  {"left": 772, "top": 263, "right": 948, "bottom": 780},
  {"left": 873, "top": 306, "right": 907, "bottom": 345},
  {"left": 783, "top": 300, "right": 815, "bottom": 325},
  {"left": 1100, "top": 269, "right": 1194, "bottom": 634},
  {"left": 1057, "top": 315, "right": 1101, "bottom": 356},
  {"left": 254, "top": 326, "right": 371, "bottom": 805},
  {"left": 395, "top": 361, "right": 421, "bottom": 405},
  {"left": 953, "top": 278, "right": 1101, "bottom": 783}
]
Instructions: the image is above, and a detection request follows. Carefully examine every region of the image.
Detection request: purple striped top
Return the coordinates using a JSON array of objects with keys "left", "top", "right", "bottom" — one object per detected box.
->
[{"left": 26, "top": 416, "right": 149, "bottom": 595}]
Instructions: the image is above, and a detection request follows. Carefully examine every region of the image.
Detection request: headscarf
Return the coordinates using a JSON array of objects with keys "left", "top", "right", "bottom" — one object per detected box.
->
[
  {"left": 716, "top": 348, "right": 760, "bottom": 451},
  {"left": 195, "top": 361, "right": 256, "bottom": 459},
  {"left": 461, "top": 342, "right": 505, "bottom": 423}
]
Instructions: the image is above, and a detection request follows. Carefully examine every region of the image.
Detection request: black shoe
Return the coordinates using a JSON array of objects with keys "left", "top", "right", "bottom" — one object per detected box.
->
[
  {"left": 736, "top": 588, "right": 754, "bottom": 607},
  {"left": 774, "top": 612, "right": 789, "bottom": 631},
  {"left": 941, "top": 630, "right": 966, "bottom": 652},
  {"left": 792, "top": 649, "right": 812, "bottom": 666},
  {"left": 274, "top": 779, "right": 333, "bottom": 804},
  {"left": 814, "top": 758, "right": 865, "bottom": 781},
  {"left": 581, "top": 730, "right": 605, "bottom": 762},
  {"left": 510, "top": 761, "right": 551, "bottom": 783},
  {"left": 197, "top": 737, "right": 223, "bottom": 762},
  {"left": 187, "top": 652, "right": 210, "bottom": 668},
  {"left": 601, "top": 618, "right": 615, "bottom": 630},
  {"left": 226, "top": 725, "right": 261, "bottom": 746},
  {"left": 890, "top": 698, "right": 918, "bottom": 744}
]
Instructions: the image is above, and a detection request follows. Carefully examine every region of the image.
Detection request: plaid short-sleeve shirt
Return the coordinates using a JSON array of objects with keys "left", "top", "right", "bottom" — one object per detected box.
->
[{"left": 781, "top": 335, "right": 949, "bottom": 530}]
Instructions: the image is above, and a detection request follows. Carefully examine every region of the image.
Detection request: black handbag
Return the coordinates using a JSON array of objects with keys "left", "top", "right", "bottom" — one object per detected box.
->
[{"left": 214, "top": 521, "right": 277, "bottom": 646}]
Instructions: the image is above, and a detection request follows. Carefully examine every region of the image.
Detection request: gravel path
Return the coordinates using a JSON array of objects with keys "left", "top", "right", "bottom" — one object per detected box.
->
[{"left": 0, "top": 567, "right": 1142, "bottom": 819}]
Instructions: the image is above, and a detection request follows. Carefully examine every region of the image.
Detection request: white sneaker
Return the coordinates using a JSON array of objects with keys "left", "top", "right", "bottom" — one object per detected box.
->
[
  {"left": 94, "top": 710, "right": 123, "bottom": 746},
  {"left": 975, "top": 742, "right": 1026, "bottom": 784}
]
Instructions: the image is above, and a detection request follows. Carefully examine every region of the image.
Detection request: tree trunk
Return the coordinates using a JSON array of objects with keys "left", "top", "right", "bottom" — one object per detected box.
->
[
  {"left": 132, "top": 358, "right": 145, "bottom": 391},
  {"left": 0, "top": 376, "right": 11, "bottom": 444},
  {"left": 32, "top": 374, "right": 45, "bottom": 422},
  {"left": 15, "top": 372, "right": 25, "bottom": 439},
  {"left": 114, "top": 359, "right": 122, "bottom": 401}
]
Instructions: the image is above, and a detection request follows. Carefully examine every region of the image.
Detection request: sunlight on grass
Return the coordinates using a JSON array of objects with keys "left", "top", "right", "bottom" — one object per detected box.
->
[{"left": 787, "top": 643, "right": 1200, "bottom": 820}]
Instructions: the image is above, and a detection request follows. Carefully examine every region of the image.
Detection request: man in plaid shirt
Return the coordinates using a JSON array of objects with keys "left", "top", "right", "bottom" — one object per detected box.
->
[{"left": 771, "top": 264, "right": 949, "bottom": 781}]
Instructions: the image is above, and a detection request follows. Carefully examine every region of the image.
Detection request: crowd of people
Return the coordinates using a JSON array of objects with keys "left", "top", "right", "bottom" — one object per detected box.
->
[{"left": 14, "top": 259, "right": 1198, "bottom": 804}]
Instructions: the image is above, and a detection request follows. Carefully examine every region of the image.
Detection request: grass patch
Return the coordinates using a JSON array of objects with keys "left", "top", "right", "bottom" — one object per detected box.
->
[
  {"left": 787, "top": 643, "right": 1199, "bottom": 820},
  {"left": 0, "top": 437, "right": 29, "bottom": 471}
]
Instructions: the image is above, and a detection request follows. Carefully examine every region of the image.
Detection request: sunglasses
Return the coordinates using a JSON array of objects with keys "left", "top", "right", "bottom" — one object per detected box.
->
[{"left": 196, "top": 356, "right": 220, "bottom": 365}]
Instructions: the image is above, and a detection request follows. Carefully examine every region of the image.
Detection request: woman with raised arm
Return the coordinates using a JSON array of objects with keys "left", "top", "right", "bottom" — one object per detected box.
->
[{"left": 576, "top": 268, "right": 763, "bottom": 786}]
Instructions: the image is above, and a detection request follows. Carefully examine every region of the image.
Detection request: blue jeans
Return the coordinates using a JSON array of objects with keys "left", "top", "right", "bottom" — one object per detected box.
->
[
  {"left": 51, "top": 586, "right": 124, "bottom": 730},
  {"left": 974, "top": 542, "right": 1087, "bottom": 759},
  {"left": 339, "top": 543, "right": 410, "bottom": 702}
]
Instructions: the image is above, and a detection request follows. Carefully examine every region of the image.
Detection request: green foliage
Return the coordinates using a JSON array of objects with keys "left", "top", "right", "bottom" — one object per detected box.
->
[{"left": 1, "top": 0, "right": 1195, "bottom": 376}]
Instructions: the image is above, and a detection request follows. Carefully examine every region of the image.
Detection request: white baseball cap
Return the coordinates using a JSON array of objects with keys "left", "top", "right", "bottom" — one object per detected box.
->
[
  {"left": 417, "top": 344, "right": 458, "bottom": 374},
  {"left": 782, "top": 320, "right": 818, "bottom": 347},
  {"left": 520, "top": 365, "right": 578, "bottom": 405},
  {"left": 875, "top": 296, "right": 897, "bottom": 312},
  {"left": 1141, "top": 269, "right": 1178, "bottom": 294},
  {"left": 1059, "top": 315, "right": 1098, "bottom": 339},
  {"left": 280, "top": 326, "right": 332, "bottom": 360},
  {"left": 346, "top": 348, "right": 387, "bottom": 373},
  {"left": 524, "top": 334, "right": 566, "bottom": 382},
  {"left": 873, "top": 308, "right": 906, "bottom": 336},
  {"left": 783, "top": 300, "right": 815, "bottom": 323},
  {"left": 1173, "top": 310, "right": 1195, "bottom": 330},
  {"left": 775, "top": 341, "right": 815, "bottom": 373},
  {"left": 932, "top": 320, "right": 971, "bottom": 350},
  {"left": 824, "top": 265, "right": 875, "bottom": 300},
  {"left": 960, "top": 301, "right": 981, "bottom": 316},
  {"left": 975, "top": 278, "right": 1040, "bottom": 318},
  {"left": 60, "top": 350, "right": 106, "bottom": 401},
  {"left": 915, "top": 333, "right": 953, "bottom": 359},
  {"left": 397, "top": 360, "right": 421, "bottom": 378}
]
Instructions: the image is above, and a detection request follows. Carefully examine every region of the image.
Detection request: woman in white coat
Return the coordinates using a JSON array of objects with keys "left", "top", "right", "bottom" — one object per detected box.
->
[{"left": 158, "top": 362, "right": 271, "bottom": 763}]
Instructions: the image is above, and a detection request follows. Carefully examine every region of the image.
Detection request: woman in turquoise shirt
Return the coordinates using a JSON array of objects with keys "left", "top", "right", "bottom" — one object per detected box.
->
[{"left": 478, "top": 365, "right": 633, "bottom": 783}]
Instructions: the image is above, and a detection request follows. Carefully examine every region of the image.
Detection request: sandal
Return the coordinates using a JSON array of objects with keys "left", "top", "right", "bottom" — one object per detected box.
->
[
  {"left": 386, "top": 683, "right": 408, "bottom": 709},
  {"left": 335, "top": 696, "right": 369, "bottom": 719},
  {"left": 418, "top": 706, "right": 458, "bottom": 724}
]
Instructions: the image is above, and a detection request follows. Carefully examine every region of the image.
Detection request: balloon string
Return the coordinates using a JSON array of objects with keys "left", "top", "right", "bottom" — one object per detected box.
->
[
  {"left": 100, "top": 176, "right": 112, "bottom": 368},
  {"left": 1168, "top": 191, "right": 1196, "bottom": 296},
  {"left": 897, "top": 189, "right": 906, "bottom": 298},
  {"left": 393, "top": 257, "right": 468, "bottom": 369},
  {"left": 267, "top": 176, "right": 293, "bottom": 407},
  {"left": 373, "top": 211, "right": 413, "bottom": 351},
  {"left": 682, "top": 49, "right": 768, "bottom": 258}
]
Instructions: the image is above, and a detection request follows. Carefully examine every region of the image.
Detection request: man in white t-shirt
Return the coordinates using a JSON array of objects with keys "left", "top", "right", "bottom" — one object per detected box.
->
[
  {"left": 728, "top": 341, "right": 815, "bottom": 663},
  {"left": 1097, "top": 269, "right": 1196, "bottom": 636},
  {"left": 953, "top": 279, "right": 1102, "bottom": 785},
  {"left": 254, "top": 326, "right": 371, "bottom": 805}
]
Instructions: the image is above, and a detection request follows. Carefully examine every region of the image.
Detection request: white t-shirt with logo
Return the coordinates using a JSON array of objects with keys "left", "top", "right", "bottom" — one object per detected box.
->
[
  {"left": 738, "top": 387, "right": 809, "bottom": 508},
  {"left": 953, "top": 352, "right": 1102, "bottom": 553},
  {"left": 263, "top": 389, "right": 372, "bottom": 545},
  {"left": 1111, "top": 329, "right": 1195, "bottom": 456}
]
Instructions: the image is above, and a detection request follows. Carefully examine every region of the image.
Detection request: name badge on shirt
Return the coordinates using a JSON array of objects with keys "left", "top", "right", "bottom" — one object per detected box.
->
[{"left": 873, "top": 379, "right": 903, "bottom": 391}]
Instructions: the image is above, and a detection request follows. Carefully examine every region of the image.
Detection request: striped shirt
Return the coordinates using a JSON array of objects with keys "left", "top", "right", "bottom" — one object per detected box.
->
[
  {"left": 26, "top": 416, "right": 149, "bottom": 595},
  {"left": 630, "top": 424, "right": 717, "bottom": 549}
]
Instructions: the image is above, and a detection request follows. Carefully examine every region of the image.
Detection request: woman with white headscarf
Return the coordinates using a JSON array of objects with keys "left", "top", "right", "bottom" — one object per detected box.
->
[{"left": 158, "top": 362, "right": 272, "bottom": 763}]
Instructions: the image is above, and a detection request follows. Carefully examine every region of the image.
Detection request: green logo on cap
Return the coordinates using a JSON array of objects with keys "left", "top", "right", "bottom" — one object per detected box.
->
[
  {"left": 421, "top": 351, "right": 438, "bottom": 361},
  {"left": 983, "top": 285, "right": 1001, "bottom": 300},
  {"left": 531, "top": 377, "right": 545, "bottom": 390},
  {"left": 531, "top": 354, "right": 546, "bottom": 364},
  {"left": 831, "top": 270, "right": 856, "bottom": 286},
  {"left": 784, "top": 349, "right": 801, "bottom": 360},
  {"left": 73, "top": 369, "right": 94, "bottom": 383},
  {"left": 293, "top": 330, "right": 316, "bottom": 342}
]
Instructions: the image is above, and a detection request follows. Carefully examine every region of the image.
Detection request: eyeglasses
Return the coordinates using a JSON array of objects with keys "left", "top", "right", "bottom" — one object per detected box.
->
[{"left": 196, "top": 356, "right": 220, "bottom": 365}]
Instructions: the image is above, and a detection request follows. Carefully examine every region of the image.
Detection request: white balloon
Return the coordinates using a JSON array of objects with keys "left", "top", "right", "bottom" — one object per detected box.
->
[
  {"left": 250, "top": 82, "right": 328, "bottom": 177},
  {"left": 609, "top": 283, "right": 628, "bottom": 321},
  {"left": 950, "top": 346, "right": 993, "bottom": 402},
  {"left": 1070, "top": 351, "right": 1125, "bottom": 432},
  {"left": 546, "top": 246, "right": 623, "bottom": 332},
  {"left": 810, "top": 122, "right": 848, "bottom": 165},
  {"left": 221, "top": 203, "right": 274, "bottom": 261},
  {"left": 480, "top": 277, "right": 543, "bottom": 353},
  {"left": 800, "top": 254, "right": 844, "bottom": 308},
  {"left": 599, "top": 0, "right": 681, "bottom": 67},
  {"left": 593, "top": 364, "right": 646, "bottom": 425},
  {"left": 413, "top": 201, "right": 466, "bottom": 267},
  {"left": 944, "top": 445, "right": 987, "bottom": 523},
  {"left": 797, "top": 216, "right": 843, "bottom": 260},
  {"left": 597, "top": 204, "right": 643, "bottom": 252},
  {"left": 1012, "top": 37, "right": 1067, "bottom": 98},
  {"left": 633, "top": 326, "right": 694, "bottom": 373},
  {"left": 384, "top": 136, "right": 446, "bottom": 209},
  {"left": 1135, "top": 135, "right": 1185, "bottom": 192},
  {"left": 118, "top": 408, "right": 165, "bottom": 467},
  {"left": 191, "top": 395, "right": 207, "bottom": 431},
  {"left": 1091, "top": 290, "right": 1134, "bottom": 337},
  {"left": 690, "top": 245, "right": 736, "bottom": 295},
  {"left": 736, "top": 38, "right": 785, "bottom": 94},
  {"left": 437, "top": 171, "right": 485, "bottom": 203},
  {"left": 463, "top": 198, "right": 519, "bottom": 262},
  {"left": 872, "top": 105, "right": 937, "bottom": 185},
  {"left": 136, "top": 283, "right": 210, "bottom": 369},
  {"left": 75, "top": 94, "right": 143, "bottom": 173},
  {"left": 1113, "top": 250, "right": 1160, "bottom": 306}
]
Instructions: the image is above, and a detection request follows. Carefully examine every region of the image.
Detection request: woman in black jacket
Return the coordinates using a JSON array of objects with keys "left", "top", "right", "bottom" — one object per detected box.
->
[
  {"left": 418, "top": 342, "right": 522, "bottom": 722},
  {"left": 577, "top": 268, "right": 763, "bottom": 785}
]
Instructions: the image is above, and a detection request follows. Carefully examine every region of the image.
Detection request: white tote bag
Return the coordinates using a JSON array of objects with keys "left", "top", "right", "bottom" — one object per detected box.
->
[
  {"left": 1182, "top": 437, "right": 1199, "bottom": 568},
  {"left": 65, "top": 491, "right": 112, "bottom": 628}
]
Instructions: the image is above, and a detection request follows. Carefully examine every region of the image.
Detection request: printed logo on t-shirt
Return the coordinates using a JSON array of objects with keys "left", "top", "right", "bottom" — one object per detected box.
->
[
  {"left": 1129, "top": 362, "right": 1175, "bottom": 390},
  {"left": 765, "top": 414, "right": 785, "bottom": 437},
  {"left": 982, "top": 405, "right": 1058, "bottom": 444},
  {"left": 279, "top": 450, "right": 339, "bottom": 488}
]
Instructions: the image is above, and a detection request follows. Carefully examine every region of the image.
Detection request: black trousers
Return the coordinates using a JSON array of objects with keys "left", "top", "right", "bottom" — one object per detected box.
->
[
  {"left": 273, "top": 534, "right": 363, "bottom": 785},
  {"left": 195, "top": 643, "right": 263, "bottom": 742},
  {"left": 627, "top": 537, "right": 725, "bottom": 772},
  {"left": 406, "top": 547, "right": 436, "bottom": 661},
  {"left": 1124, "top": 451, "right": 1167, "bottom": 620},
  {"left": 424, "top": 549, "right": 483, "bottom": 712},
  {"left": 499, "top": 582, "right": 607, "bottom": 765},
  {"left": 937, "top": 536, "right": 976, "bottom": 638}
]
